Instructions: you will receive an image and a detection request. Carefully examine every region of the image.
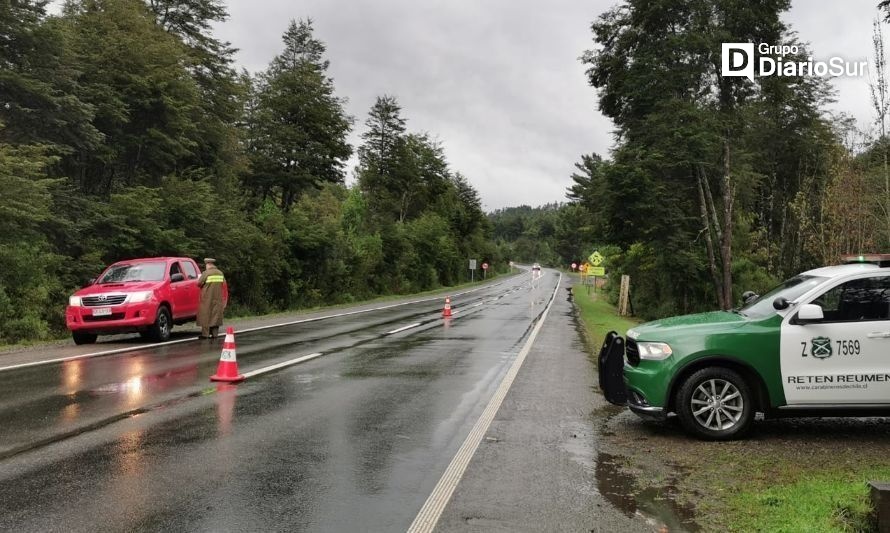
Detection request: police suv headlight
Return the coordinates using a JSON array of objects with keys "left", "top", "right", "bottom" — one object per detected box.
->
[
  {"left": 637, "top": 342, "right": 673, "bottom": 360},
  {"left": 128, "top": 291, "right": 154, "bottom": 303},
  {"left": 69, "top": 296, "right": 82, "bottom": 307}
]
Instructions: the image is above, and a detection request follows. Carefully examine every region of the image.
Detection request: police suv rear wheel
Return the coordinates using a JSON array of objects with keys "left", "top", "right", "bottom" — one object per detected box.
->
[{"left": 676, "top": 367, "right": 754, "bottom": 440}]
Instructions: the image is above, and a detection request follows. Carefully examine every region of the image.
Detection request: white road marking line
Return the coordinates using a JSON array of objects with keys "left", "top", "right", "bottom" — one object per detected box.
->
[
  {"left": 407, "top": 274, "right": 562, "bottom": 533},
  {"left": 0, "top": 279, "right": 523, "bottom": 374},
  {"left": 241, "top": 352, "right": 324, "bottom": 379},
  {"left": 386, "top": 323, "right": 422, "bottom": 335},
  {"left": 0, "top": 337, "right": 199, "bottom": 372}
]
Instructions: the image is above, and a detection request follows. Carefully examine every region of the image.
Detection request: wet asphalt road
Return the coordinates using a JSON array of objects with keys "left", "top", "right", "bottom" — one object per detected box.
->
[{"left": 0, "top": 272, "right": 634, "bottom": 532}]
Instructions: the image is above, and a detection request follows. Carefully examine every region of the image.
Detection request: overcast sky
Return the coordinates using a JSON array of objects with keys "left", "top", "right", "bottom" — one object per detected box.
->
[{"left": 215, "top": 2, "right": 881, "bottom": 210}]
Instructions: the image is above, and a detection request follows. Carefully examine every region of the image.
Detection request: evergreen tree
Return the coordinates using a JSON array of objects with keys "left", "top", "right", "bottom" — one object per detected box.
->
[
  {"left": 579, "top": 0, "right": 831, "bottom": 312},
  {"left": 357, "top": 95, "right": 408, "bottom": 221},
  {"left": 246, "top": 19, "right": 352, "bottom": 211},
  {"left": 58, "top": 0, "right": 205, "bottom": 194},
  {"left": 0, "top": 0, "right": 100, "bottom": 152},
  {"left": 145, "top": 0, "right": 243, "bottom": 187}
]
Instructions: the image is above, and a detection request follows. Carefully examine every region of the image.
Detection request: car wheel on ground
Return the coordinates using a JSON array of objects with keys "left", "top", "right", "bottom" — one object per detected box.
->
[
  {"left": 675, "top": 367, "right": 754, "bottom": 440},
  {"left": 148, "top": 306, "right": 172, "bottom": 342},
  {"left": 72, "top": 332, "right": 98, "bottom": 345}
]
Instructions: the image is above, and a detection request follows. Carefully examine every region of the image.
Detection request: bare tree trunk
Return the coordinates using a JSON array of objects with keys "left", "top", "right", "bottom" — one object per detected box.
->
[
  {"left": 721, "top": 140, "right": 734, "bottom": 309},
  {"left": 871, "top": 18, "right": 890, "bottom": 247},
  {"left": 697, "top": 170, "right": 725, "bottom": 309},
  {"left": 399, "top": 190, "right": 407, "bottom": 223},
  {"left": 702, "top": 169, "right": 723, "bottom": 246},
  {"left": 885, "top": 150, "right": 890, "bottom": 247},
  {"left": 766, "top": 173, "right": 775, "bottom": 273}
]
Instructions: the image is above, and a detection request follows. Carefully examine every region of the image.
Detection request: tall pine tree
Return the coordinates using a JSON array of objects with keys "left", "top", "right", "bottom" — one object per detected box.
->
[{"left": 246, "top": 19, "right": 352, "bottom": 211}]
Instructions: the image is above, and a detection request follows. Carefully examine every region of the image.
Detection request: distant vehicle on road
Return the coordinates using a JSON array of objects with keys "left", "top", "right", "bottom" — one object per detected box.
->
[
  {"left": 66, "top": 257, "right": 224, "bottom": 345},
  {"left": 532, "top": 263, "right": 541, "bottom": 271},
  {"left": 599, "top": 254, "right": 890, "bottom": 440}
]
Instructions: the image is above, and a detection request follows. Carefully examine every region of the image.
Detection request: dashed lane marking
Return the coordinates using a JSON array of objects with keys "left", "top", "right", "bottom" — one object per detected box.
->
[
  {"left": 386, "top": 323, "right": 422, "bottom": 335},
  {"left": 241, "top": 353, "right": 324, "bottom": 379}
]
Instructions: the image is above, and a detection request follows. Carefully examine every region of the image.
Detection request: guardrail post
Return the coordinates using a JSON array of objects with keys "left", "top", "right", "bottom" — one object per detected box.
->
[{"left": 869, "top": 481, "right": 890, "bottom": 532}]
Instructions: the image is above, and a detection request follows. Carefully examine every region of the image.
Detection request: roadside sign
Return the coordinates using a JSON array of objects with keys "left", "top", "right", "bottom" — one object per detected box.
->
[
  {"left": 469, "top": 259, "right": 477, "bottom": 270},
  {"left": 482, "top": 262, "right": 488, "bottom": 270},
  {"left": 571, "top": 262, "right": 577, "bottom": 271},
  {"left": 588, "top": 266, "right": 605, "bottom": 276},
  {"left": 590, "top": 251, "right": 604, "bottom": 266},
  {"left": 509, "top": 261, "right": 514, "bottom": 267}
]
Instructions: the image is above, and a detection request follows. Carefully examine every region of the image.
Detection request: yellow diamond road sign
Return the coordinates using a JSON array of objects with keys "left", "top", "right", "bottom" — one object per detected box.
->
[{"left": 589, "top": 251, "right": 604, "bottom": 266}]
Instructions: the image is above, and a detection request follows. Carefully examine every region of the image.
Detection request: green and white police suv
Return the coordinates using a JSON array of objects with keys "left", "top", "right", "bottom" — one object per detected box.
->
[{"left": 598, "top": 254, "right": 890, "bottom": 440}]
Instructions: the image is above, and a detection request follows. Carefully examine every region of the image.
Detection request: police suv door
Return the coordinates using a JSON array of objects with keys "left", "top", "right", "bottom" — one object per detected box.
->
[{"left": 780, "top": 274, "right": 890, "bottom": 405}]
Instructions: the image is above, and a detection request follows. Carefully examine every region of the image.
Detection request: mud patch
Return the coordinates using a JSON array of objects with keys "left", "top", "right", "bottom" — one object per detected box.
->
[{"left": 595, "top": 452, "right": 700, "bottom": 532}]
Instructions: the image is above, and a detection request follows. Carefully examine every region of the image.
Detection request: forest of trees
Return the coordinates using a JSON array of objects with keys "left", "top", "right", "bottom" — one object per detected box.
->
[
  {"left": 0, "top": 0, "right": 505, "bottom": 343},
  {"left": 491, "top": 0, "right": 890, "bottom": 320},
  {"left": 4, "top": 0, "right": 890, "bottom": 342}
]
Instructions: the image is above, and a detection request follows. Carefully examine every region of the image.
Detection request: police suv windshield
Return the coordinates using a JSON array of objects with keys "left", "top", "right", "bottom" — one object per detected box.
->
[
  {"left": 98, "top": 262, "right": 167, "bottom": 283},
  {"left": 738, "top": 275, "right": 828, "bottom": 319}
]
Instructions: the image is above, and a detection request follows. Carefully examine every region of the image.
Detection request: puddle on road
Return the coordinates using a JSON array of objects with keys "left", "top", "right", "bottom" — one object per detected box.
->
[{"left": 595, "top": 452, "right": 700, "bottom": 532}]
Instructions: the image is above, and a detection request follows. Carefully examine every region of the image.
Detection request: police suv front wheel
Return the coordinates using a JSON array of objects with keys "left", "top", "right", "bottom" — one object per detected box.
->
[{"left": 676, "top": 367, "right": 754, "bottom": 440}]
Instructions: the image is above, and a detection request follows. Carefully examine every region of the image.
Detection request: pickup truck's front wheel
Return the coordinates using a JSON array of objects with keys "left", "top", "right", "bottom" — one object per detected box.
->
[
  {"left": 148, "top": 306, "right": 172, "bottom": 342},
  {"left": 72, "top": 332, "right": 97, "bottom": 345}
]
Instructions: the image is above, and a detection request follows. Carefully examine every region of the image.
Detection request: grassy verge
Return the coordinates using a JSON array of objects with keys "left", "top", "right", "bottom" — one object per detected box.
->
[
  {"left": 572, "top": 280, "right": 887, "bottom": 532},
  {"left": 678, "top": 434, "right": 888, "bottom": 531},
  {"left": 721, "top": 464, "right": 884, "bottom": 531},
  {"left": 571, "top": 283, "right": 640, "bottom": 350}
]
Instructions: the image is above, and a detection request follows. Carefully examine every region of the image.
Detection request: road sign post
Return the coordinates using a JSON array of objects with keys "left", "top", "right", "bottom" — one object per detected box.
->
[
  {"left": 469, "top": 259, "right": 477, "bottom": 282},
  {"left": 482, "top": 262, "right": 488, "bottom": 280},
  {"left": 618, "top": 275, "right": 631, "bottom": 316},
  {"left": 587, "top": 252, "right": 605, "bottom": 294}
]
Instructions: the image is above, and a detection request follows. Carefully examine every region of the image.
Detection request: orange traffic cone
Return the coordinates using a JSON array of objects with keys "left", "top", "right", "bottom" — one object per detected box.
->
[
  {"left": 210, "top": 327, "right": 245, "bottom": 382},
  {"left": 442, "top": 296, "right": 452, "bottom": 317}
]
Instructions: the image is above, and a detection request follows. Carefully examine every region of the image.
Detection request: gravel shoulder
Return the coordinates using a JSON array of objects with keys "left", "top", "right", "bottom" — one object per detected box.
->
[{"left": 436, "top": 277, "right": 651, "bottom": 532}]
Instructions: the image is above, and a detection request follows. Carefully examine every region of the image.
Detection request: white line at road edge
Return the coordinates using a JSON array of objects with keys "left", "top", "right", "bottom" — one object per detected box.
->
[
  {"left": 0, "top": 336, "right": 202, "bottom": 373},
  {"left": 406, "top": 273, "right": 563, "bottom": 533},
  {"left": 242, "top": 353, "right": 324, "bottom": 379},
  {"left": 0, "top": 279, "right": 517, "bottom": 373}
]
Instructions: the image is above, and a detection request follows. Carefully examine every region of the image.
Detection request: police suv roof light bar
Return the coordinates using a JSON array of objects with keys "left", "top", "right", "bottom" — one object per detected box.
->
[{"left": 841, "top": 254, "right": 890, "bottom": 267}]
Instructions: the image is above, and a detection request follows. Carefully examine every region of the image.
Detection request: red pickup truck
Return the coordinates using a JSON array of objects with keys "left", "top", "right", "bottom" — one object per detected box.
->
[{"left": 66, "top": 257, "right": 225, "bottom": 345}]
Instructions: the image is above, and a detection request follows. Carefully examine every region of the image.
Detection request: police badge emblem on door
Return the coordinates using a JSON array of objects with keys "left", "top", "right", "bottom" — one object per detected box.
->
[{"left": 810, "top": 336, "right": 832, "bottom": 359}]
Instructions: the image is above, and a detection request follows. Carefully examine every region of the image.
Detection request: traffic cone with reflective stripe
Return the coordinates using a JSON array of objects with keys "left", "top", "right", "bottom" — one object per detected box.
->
[
  {"left": 210, "top": 327, "right": 244, "bottom": 382},
  {"left": 442, "top": 296, "right": 452, "bottom": 317}
]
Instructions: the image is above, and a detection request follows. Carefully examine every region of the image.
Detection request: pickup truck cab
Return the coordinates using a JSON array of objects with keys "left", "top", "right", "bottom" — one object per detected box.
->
[
  {"left": 599, "top": 254, "right": 890, "bottom": 440},
  {"left": 66, "top": 257, "right": 212, "bottom": 345}
]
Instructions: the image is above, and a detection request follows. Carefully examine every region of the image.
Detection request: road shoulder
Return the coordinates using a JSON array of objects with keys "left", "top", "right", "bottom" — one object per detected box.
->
[{"left": 434, "top": 279, "right": 648, "bottom": 532}]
